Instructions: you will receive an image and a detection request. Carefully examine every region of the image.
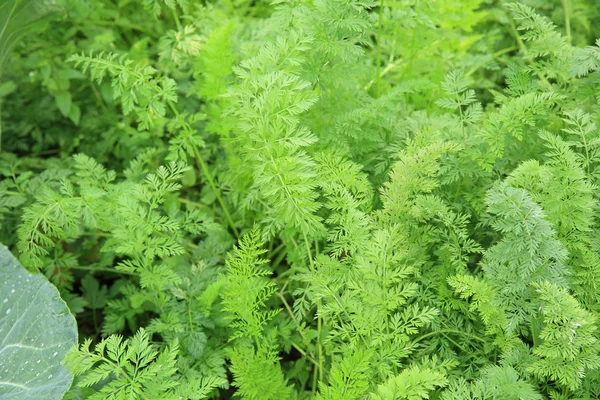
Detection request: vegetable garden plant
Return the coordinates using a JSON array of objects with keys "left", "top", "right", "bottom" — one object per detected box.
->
[{"left": 2, "top": 0, "right": 600, "bottom": 398}]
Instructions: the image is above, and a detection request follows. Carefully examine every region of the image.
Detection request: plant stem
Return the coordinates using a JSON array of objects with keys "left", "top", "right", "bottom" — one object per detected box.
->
[
  {"left": 277, "top": 289, "right": 319, "bottom": 367},
  {"left": 317, "top": 297, "right": 324, "bottom": 383},
  {"left": 465, "top": 46, "right": 517, "bottom": 77},
  {"left": 561, "top": 0, "right": 571, "bottom": 44},
  {"left": 191, "top": 144, "right": 239, "bottom": 239},
  {"left": 301, "top": 232, "right": 324, "bottom": 390},
  {"left": 0, "top": 97, "right": 2, "bottom": 154},
  {"left": 85, "top": 19, "right": 158, "bottom": 37},
  {"left": 375, "top": 0, "right": 384, "bottom": 97},
  {"left": 178, "top": 197, "right": 204, "bottom": 208},
  {"left": 170, "top": 7, "right": 182, "bottom": 31},
  {"left": 508, "top": 20, "right": 553, "bottom": 91},
  {"left": 412, "top": 329, "right": 487, "bottom": 345},
  {"left": 291, "top": 342, "right": 319, "bottom": 366},
  {"left": 69, "top": 265, "right": 137, "bottom": 276},
  {"left": 531, "top": 315, "right": 540, "bottom": 347},
  {"left": 271, "top": 247, "right": 289, "bottom": 271},
  {"left": 166, "top": 100, "right": 239, "bottom": 239}
]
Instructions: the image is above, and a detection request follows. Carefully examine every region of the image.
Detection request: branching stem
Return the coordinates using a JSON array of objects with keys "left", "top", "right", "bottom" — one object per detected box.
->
[{"left": 166, "top": 100, "right": 239, "bottom": 239}]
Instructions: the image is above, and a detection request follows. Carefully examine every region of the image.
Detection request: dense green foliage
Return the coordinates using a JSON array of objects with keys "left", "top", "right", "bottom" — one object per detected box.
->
[{"left": 4, "top": 0, "right": 600, "bottom": 398}]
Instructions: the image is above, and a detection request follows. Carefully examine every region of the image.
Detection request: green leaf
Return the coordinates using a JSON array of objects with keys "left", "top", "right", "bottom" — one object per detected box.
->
[
  {"left": 80, "top": 275, "right": 108, "bottom": 310},
  {"left": 0, "top": 244, "right": 77, "bottom": 399},
  {"left": 0, "top": 0, "right": 62, "bottom": 69},
  {"left": 0, "top": 80, "right": 16, "bottom": 97},
  {"left": 68, "top": 103, "right": 81, "bottom": 125},
  {"left": 55, "top": 92, "right": 72, "bottom": 117},
  {"left": 181, "top": 168, "right": 196, "bottom": 187}
]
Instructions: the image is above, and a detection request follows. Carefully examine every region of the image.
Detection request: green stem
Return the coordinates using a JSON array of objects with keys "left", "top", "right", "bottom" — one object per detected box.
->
[
  {"left": 303, "top": 232, "right": 313, "bottom": 267},
  {"left": 531, "top": 315, "right": 540, "bottom": 348},
  {"left": 170, "top": 7, "right": 182, "bottom": 31},
  {"left": 84, "top": 19, "right": 158, "bottom": 37},
  {"left": 277, "top": 290, "right": 319, "bottom": 367},
  {"left": 375, "top": 0, "right": 384, "bottom": 97},
  {"left": 364, "top": 58, "right": 403, "bottom": 91},
  {"left": 89, "top": 82, "right": 108, "bottom": 111},
  {"left": 77, "top": 58, "right": 239, "bottom": 238},
  {"left": 508, "top": 20, "right": 553, "bottom": 91},
  {"left": 271, "top": 247, "right": 288, "bottom": 271},
  {"left": 191, "top": 144, "right": 239, "bottom": 239},
  {"left": 412, "top": 329, "right": 487, "bottom": 345},
  {"left": 166, "top": 101, "right": 239, "bottom": 239},
  {"left": 561, "top": 0, "right": 571, "bottom": 44},
  {"left": 178, "top": 197, "right": 204, "bottom": 208},
  {"left": 269, "top": 242, "right": 286, "bottom": 261},
  {"left": 79, "top": 231, "right": 112, "bottom": 238},
  {"left": 456, "top": 88, "right": 466, "bottom": 139},
  {"left": 317, "top": 297, "right": 324, "bottom": 383},
  {"left": 439, "top": 331, "right": 470, "bottom": 353},
  {"left": 69, "top": 265, "right": 137, "bottom": 276},
  {"left": 465, "top": 46, "right": 517, "bottom": 77},
  {"left": 291, "top": 342, "right": 319, "bottom": 367},
  {"left": 301, "top": 232, "right": 324, "bottom": 389},
  {"left": 98, "top": 355, "right": 152, "bottom": 400}
]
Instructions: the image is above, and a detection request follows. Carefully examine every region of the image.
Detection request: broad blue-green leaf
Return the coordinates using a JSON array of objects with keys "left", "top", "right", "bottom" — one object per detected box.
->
[
  {"left": 0, "top": 244, "right": 77, "bottom": 400},
  {"left": 0, "top": 0, "right": 63, "bottom": 69}
]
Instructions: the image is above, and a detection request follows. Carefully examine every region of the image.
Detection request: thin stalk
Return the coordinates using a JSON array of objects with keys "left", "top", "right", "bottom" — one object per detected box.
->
[
  {"left": 291, "top": 342, "right": 319, "bottom": 367},
  {"left": 84, "top": 19, "right": 159, "bottom": 37},
  {"left": 412, "top": 329, "right": 487, "bottom": 345},
  {"left": 99, "top": 355, "right": 152, "bottom": 400},
  {"left": 79, "top": 231, "right": 111, "bottom": 238},
  {"left": 69, "top": 265, "right": 137, "bottom": 276},
  {"left": 170, "top": 7, "right": 182, "bottom": 31},
  {"left": 531, "top": 315, "right": 540, "bottom": 347},
  {"left": 269, "top": 242, "right": 286, "bottom": 261},
  {"left": 312, "top": 349, "right": 318, "bottom": 393},
  {"left": 439, "top": 332, "right": 469, "bottom": 353},
  {"left": 178, "top": 197, "right": 204, "bottom": 208},
  {"left": 271, "top": 248, "right": 289, "bottom": 271},
  {"left": 191, "top": 144, "right": 239, "bottom": 239},
  {"left": 508, "top": 20, "right": 553, "bottom": 91},
  {"left": 166, "top": 101, "right": 239, "bottom": 238},
  {"left": 317, "top": 298, "right": 324, "bottom": 383},
  {"left": 579, "top": 122, "right": 592, "bottom": 176},
  {"left": 375, "top": 0, "right": 384, "bottom": 97},
  {"left": 561, "top": 0, "right": 571, "bottom": 44},
  {"left": 465, "top": 46, "right": 517, "bottom": 77},
  {"left": 456, "top": 90, "right": 466, "bottom": 139},
  {"left": 277, "top": 290, "right": 319, "bottom": 367},
  {"left": 302, "top": 232, "right": 324, "bottom": 389},
  {"left": 364, "top": 58, "right": 404, "bottom": 91},
  {"left": 89, "top": 82, "right": 108, "bottom": 111},
  {"left": 303, "top": 232, "right": 313, "bottom": 267}
]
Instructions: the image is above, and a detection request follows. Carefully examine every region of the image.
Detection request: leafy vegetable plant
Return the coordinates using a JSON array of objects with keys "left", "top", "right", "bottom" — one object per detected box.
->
[
  {"left": 4, "top": 0, "right": 600, "bottom": 398},
  {"left": 0, "top": 244, "right": 77, "bottom": 399}
]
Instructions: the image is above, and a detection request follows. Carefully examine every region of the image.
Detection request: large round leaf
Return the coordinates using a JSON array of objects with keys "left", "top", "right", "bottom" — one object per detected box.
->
[{"left": 0, "top": 244, "right": 77, "bottom": 399}]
